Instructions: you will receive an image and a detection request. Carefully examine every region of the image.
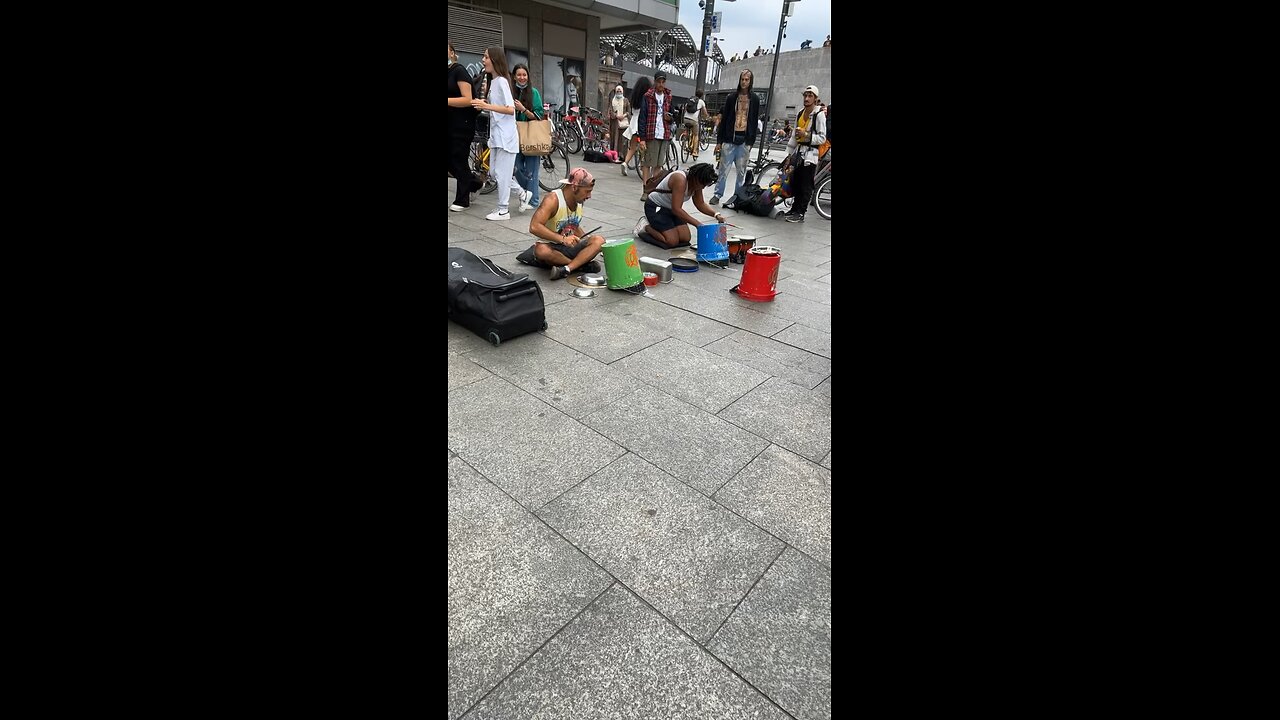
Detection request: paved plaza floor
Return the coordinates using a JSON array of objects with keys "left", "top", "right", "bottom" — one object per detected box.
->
[{"left": 448, "top": 143, "right": 832, "bottom": 719}]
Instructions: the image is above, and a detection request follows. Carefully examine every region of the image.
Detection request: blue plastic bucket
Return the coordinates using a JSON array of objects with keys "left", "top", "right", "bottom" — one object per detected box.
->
[{"left": 696, "top": 223, "right": 729, "bottom": 263}]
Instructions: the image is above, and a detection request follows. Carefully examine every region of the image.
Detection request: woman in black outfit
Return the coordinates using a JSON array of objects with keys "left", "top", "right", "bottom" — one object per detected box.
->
[{"left": 447, "top": 41, "right": 483, "bottom": 211}]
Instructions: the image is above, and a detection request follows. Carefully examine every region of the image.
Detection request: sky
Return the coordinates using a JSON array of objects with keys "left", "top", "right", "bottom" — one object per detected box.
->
[{"left": 676, "top": 0, "right": 831, "bottom": 60}]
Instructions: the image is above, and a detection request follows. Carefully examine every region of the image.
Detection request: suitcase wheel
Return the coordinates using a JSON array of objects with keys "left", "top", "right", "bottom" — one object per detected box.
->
[
  {"left": 487, "top": 331, "right": 501, "bottom": 346},
  {"left": 542, "top": 321, "right": 548, "bottom": 330}
]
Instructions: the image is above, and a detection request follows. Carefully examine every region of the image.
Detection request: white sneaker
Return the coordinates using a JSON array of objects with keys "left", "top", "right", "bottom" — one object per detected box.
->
[
  {"left": 519, "top": 189, "right": 533, "bottom": 208},
  {"left": 486, "top": 210, "right": 511, "bottom": 221},
  {"left": 633, "top": 216, "right": 648, "bottom": 239},
  {"left": 449, "top": 204, "right": 467, "bottom": 212}
]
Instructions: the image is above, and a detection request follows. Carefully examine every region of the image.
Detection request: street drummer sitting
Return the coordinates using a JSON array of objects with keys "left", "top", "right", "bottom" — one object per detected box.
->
[
  {"left": 516, "top": 168, "right": 606, "bottom": 280},
  {"left": 634, "top": 162, "right": 725, "bottom": 250}
]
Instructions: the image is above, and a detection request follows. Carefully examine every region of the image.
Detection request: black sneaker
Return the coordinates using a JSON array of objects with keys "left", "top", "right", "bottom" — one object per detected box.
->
[
  {"left": 580, "top": 260, "right": 602, "bottom": 274},
  {"left": 549, "top": 265, "right": 569, "bottom": 280},
  {"left": 785, "top": 213, "right": 805, "bottom": 223},
  {"left": 709, "top": 195, "right": 720, "bottom": 205}
]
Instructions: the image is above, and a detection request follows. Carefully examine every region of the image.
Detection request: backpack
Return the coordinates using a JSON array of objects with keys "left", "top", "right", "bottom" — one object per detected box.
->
[
  {"left": 643, "top": 168, "right": 674, "bottom": 195},
  {"left": 685, "top": 97, "right": 699, "bottom": 116},
  {"left": 724, "top": 184, "right": 771, "bottom": 217},
  {"left": 744, "top": 185, "right": 775, "bottom": 217}
]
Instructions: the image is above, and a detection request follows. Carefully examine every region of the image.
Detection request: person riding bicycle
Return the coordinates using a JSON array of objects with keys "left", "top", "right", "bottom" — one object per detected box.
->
[{"left": 682, "top": 90, "right": 709, "bottom": 156}]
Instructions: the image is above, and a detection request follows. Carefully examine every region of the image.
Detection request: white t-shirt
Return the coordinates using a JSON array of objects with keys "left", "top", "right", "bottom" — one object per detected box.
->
[
  {"left": 654, "top": 94, "right": 666, "bottom": 140},
  {"left": 487, "top": 77, "right": 518, "bottom": 153}
]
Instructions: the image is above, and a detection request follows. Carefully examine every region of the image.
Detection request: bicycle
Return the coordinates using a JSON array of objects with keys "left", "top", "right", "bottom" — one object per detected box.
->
[
  {"left": 812, "top": 157, "right": 831, "bottom": 220},
  {"left": 469, "top": 136, "right": 573, "bottom": 195}
]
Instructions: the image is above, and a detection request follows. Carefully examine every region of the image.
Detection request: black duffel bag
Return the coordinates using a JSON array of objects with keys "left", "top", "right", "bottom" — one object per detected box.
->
[{"left": 448, "top": 247, "right": 546, "bottom": 346}]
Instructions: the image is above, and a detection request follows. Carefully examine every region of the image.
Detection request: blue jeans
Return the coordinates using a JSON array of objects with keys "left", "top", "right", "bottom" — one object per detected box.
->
[
  {"left": 715, "top": 142, "right": 750, "bottom": 199},
  {"left": 515, "top": 153, "right": 541, "bottom": 206}
]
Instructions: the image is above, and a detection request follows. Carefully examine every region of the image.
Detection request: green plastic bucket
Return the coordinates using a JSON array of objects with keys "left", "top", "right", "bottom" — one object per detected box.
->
[{"left": 602, "top": 238, "right": 644, "bottom": 290}]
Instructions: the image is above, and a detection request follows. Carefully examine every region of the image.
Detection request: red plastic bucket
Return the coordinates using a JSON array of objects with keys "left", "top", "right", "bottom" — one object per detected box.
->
[{"left": 734, "top": 246, "right": 781, "bottom": 302}]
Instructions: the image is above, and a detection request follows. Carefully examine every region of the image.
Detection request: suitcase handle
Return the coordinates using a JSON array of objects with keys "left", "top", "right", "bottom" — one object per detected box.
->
[{"left": 496, "top": 286, "right": 537, "bottom": 302}]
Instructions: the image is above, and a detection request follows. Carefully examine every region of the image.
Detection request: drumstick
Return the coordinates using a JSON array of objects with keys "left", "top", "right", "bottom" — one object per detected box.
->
[{"left": 581, "top": 225, "right": 603, "bottom": 237}]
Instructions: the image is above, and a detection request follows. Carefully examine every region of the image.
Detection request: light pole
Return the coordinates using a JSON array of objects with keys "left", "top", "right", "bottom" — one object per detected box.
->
[
  {"left": 694, "top": 0, "right": 714, "bottom": 98},
  {"left": 756, "top": 0, "right": 799, "bottom": 163}
]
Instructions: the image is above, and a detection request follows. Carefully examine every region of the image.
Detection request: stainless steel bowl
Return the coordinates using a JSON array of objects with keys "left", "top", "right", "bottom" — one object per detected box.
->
[
  {"left": 580, "top": 274, "right": 605, "bottom": 286},
  {"left": 571, "top": 287, "right": 596, "bottom": 299}
]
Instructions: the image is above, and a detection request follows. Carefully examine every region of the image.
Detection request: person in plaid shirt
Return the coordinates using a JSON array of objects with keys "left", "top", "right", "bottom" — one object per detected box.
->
[{"left": 635, "top": 70, "right": 676, "bottom": 201}]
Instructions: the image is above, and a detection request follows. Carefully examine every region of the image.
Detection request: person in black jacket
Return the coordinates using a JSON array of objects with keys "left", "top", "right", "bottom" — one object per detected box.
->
[
  {"left": 447, "top": 41, "right": 483, "bottom": 211},
  {"left": 710, "top": 69, "right": 760, "bottom": 206}
]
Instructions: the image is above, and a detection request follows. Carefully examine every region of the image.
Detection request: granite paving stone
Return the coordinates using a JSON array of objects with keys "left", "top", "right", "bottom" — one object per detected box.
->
[
  {"left": 582, "top": 387, "right": 770, "bottom": 495},
  {"left": 448, "top": 376, "right": 626, "bottom": 508},
  {"left": 448, "top": 457, "right": 614, "bottom": 719},
  {"left": 464, "top": 333, "right": 643, "bottom": 419},
  {"left": 467, "top": 585, "right": 790, "bottom": 720},
  {"left": 775, "top": 275, "right": 833, "bottom": 305},
  {"left": 770, "top": 322, "right": 833, "bottom": 359},
  {"left": 448, "top": 142, "right": 829, "bottom": 718},
  {"left": 749, "top": 292, "right": 833, "bottom": 334},
  {"left": 448, "top": 321, "right": 496, "bottom": 354},
  {"left": 448, "top": 236, "right": 511, "bottom": 258},
  {"left": 714, "top": 444, "right": 832, "bottom": 567},
  {"left": 774, "top": 259, "right": 830, "bottom": 281},
  {"left": 702, "top": 329, "right": 832, "bottom": 390},
  {"left": 707, "top": 548, "right": 832, "bottom": 720},
  {"left": 538, "top": 453, "right": 784, "bottom": 642},
  {"left": 447, "top": 350, "right": 492, "bottom": 391},
  {"left": 613, "top": 337, "right": 770, "bottom": 414},
  {"left": 719, "top": 378, "right": 832, "bottom": 462},
  {"left": 652, "top": 284, "right": 794, "bottom": 336},
  {"left": 594, "top": 295, "right": 738, "bottom": 348},
  {"left": 543, "top": 298, "right": 666, "bottom": 363}
]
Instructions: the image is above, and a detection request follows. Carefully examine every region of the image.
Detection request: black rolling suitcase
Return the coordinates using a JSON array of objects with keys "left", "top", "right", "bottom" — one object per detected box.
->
[{"left": 448, "top": 247, "right": 547, "bottom": 346}]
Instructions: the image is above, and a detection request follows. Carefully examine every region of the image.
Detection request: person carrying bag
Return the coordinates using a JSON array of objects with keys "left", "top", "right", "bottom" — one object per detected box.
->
[{"left": 512, "top": 63, "right": 550, "bottom": 213}]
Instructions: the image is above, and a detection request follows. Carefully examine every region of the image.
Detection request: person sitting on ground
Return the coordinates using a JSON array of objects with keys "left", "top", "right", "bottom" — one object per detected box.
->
[
  {"left": 634, "top": 162, "right": 725, "bottom": 250},
  {"left": 516, "top": 168, "right": 606, "bottom": 280},
  {"left": 823, "top": 34, "right": 832, "bottom": 48}
]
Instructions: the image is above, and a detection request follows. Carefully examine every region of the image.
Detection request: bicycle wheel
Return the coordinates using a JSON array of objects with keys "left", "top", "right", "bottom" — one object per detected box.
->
[
  {"left": 665, "top": 142, "right": 678, "bottom": 171},
  {"left": 627, "top": 146, "right": 640, "bottom": 171},
  {"left": 565, "top": 126, "right": 583, "bottom": 155},
  {"left": 679, "top": 133, "right": 691, "bottom": 163},
  {"left": 699, "top": 129, "right": 710, "bottom": 152},
  {"left": 538, "top": 142, "right": 572, "bottom": 193},
  {"left": 469, "top": 141, "right": 498, "bottom": 195},
  {"left": 813, "top": 174, "right": 831, "bottom": 220}
]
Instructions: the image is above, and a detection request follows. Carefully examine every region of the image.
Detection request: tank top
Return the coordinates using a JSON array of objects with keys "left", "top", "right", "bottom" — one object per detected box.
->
[{"left": 543, "top": 188, "right": 584, "bottom": 238}]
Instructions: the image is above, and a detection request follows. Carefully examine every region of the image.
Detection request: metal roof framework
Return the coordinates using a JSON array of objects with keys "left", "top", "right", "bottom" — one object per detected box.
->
[{"left": 600, "top": 25, "right": 725, "bottom": 76}]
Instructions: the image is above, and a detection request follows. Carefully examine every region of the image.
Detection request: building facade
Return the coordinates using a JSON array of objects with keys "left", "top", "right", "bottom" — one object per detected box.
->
[{"left": 449, "top": 0, "right": 680, "bottom": 114}]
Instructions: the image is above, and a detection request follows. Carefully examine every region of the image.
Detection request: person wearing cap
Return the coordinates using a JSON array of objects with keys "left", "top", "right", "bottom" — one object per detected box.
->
[
  {"left": 515, "top": 168, "right": 606, "bottom": 281},
  {"left": 710, "top": 69, "right": 761, "bottom": 206},
  {"left": 607, "top": 84, "right": 630, "bottom": 154},
  {"left": 783, "top": 85, "right": 827, "bottom": 223},
  {"left": 635, "top": 70, "right": 676, "bottom": 202}
]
